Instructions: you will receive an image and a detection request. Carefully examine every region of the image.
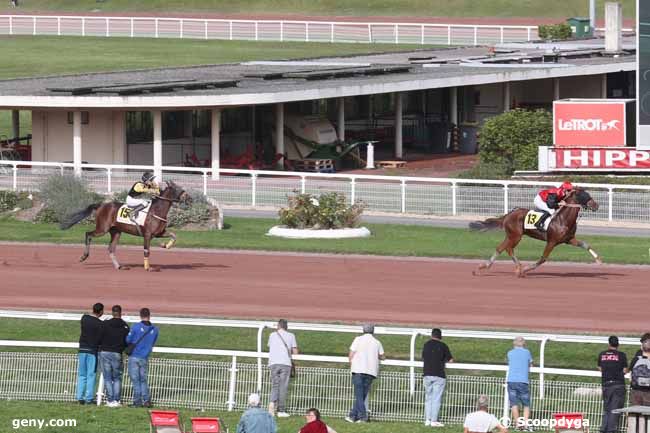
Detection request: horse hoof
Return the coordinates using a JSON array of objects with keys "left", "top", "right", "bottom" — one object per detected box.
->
[
  {"left": 147, "top": 266, "right": 161, "bottom": 272},
  {"left": 79, "top": 255, "right": 88, "bottom": 262},
  {"left": 596, "top": 257, "right": 603, "bottom": 265},
  {"left": 472, "top": 269, "right": 482, "bottom": 276},
  {"left": 159, "top": 243, "right": 166, "bottom": 249},
  {"left": 118, "top": 265, "right": 130, "bottom": 271}
]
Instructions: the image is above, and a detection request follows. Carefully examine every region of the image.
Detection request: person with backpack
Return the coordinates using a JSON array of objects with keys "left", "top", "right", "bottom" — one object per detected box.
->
[
  {"left": 597, "top": 336, "right": 628, "bottom": 433},
  {"left": 267, "top": 319, "right": 298, "bottom": 418},
  {"left": 629, "top": 334, "right": 650, "bottom": 406},
  {"left": 126, "top": 308, "right": 159, "bottom": 408}
]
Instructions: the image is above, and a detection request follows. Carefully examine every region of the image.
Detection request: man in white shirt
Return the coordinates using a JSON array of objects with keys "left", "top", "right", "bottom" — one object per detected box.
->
[
  {"left": 463, "top": 395, "right": 508, "bottom": 433},
  {"left": 267, "top": 319, "right": 298, "bottom": 418},
  {"left": 345, "top": 324, "right": 385, "bottom": 423}
]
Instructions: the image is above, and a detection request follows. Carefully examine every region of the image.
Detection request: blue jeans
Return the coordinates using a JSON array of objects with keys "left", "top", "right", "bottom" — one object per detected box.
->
[
  {"left": 423, "top": 376, "right": 446, "bottom": 423},
  {"left": 508, "top": 382, "right": 531, "bottom": 407},
  {"left": 99, "top": 352, "right": 123, "bottom": 403},
  {"left": 349, "top": 373, "right": 374, "bottom": 421},
  {"left": 76, "top": 352, "right": 97, "bottom": 402},
  {"left": 128, "top": 357, "right": 150, "bottom": 405}
]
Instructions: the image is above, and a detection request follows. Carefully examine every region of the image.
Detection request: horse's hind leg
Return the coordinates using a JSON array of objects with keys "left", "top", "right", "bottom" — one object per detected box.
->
[
  {"left": 568, "top": 237, "right": 602, "bottom": 264},
  {"left": 520, "top": 242, "right": 557, "bottom": 277},
  {"left": 507, "top": 235, "right": 523, "bottom": 276},
  {"left": 157, "top": 230, "right": 177, "bottom": 249},
  {"left": 474, "top": 238, "right": 510, "bottom": 275},
  {"left": 108, "top": 228, "right": 126, "bottom": 270},
  {"left": 80, "top": 228, "right": 105, "bottom": 262}
]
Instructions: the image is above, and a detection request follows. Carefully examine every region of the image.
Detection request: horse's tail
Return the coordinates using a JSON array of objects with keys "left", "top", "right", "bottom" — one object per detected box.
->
[
  {"left": 59, "top": 203, "right": 101, "bottom": 230},
  {"left": 469, "top": 215, "right": 506, "bottom": 232}
]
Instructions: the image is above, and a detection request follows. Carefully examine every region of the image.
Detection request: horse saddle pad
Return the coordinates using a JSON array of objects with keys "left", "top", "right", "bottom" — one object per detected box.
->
[
  {"left": 116, "top": 203, "right": 151, "bottom": 226},
  {"left": 524, "top": 210, "right": 552, "bottom": 231}
]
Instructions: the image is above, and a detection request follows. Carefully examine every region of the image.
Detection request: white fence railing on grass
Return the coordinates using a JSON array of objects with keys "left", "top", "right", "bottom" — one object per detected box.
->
[
  {"left": 0, "top": 14, "right": 543, "bottom": 46},
  {"left": 2, "top": 160, "right": 650, "bottom": 224},
  {"left": 0, "top": 342, "right": 622, "bottom": 430}
]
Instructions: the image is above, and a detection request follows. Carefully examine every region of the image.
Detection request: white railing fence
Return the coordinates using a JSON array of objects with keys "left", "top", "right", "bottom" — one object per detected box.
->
[
  {"left": 0, "top": 344, "right": 623, "bottom": 430},
  {"left": 2, "top": 160, "right": 650, "bottom": 224},
  {"left": 0, "top": 14, "right": 542, "bottom": 46}
]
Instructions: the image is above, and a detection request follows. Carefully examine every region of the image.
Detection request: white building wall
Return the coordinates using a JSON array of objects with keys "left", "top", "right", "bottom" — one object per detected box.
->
[{"left": 473, "top": 83, "right": 504, "bottom": 124}]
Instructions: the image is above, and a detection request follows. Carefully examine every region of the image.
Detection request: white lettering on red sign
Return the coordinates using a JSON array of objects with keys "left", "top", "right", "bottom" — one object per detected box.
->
[
  {"left": 557, "top": 119, "right": 621, "bottom": 131},
  {"left": 555, "top": 148, "right": 650, "bottom": 169}
]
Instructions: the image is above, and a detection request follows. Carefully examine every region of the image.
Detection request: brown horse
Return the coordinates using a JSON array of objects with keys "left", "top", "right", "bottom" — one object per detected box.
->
[
  {"left": 60, "top": 180, "right": 190, "bottom": 271},
  {"left": 469, "top": 188, "right": 601, "bottom": 277}
]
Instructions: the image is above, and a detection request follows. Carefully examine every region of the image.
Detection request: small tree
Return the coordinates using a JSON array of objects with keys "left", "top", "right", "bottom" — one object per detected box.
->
[{"left": 478, "top": 109, "right": 552, "bottom": 174}]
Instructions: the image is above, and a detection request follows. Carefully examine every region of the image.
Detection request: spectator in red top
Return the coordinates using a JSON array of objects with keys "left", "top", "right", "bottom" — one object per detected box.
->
[
  {"left": 532, "top": 181, "right": 574, "bottom": 230},
  {"left": 298, "top": 408, "right": 337, "bottom": 433}
]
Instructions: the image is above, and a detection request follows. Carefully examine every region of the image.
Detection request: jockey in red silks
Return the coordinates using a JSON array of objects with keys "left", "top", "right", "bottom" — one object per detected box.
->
[{"left": 532, "top": 181, "right": 574, "bottom": 230}]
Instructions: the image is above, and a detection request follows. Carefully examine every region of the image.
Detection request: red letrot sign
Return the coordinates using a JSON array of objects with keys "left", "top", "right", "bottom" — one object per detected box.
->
[{"left": 553, "top": 101, "right": 627, "bottom": 147}]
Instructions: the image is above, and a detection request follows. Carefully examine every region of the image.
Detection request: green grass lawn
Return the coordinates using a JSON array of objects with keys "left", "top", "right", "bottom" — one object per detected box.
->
[
  {"left": 0, "top": 400, "right": 436, "bottom": 433},
  {"left": 0, "top": 216, "right": 649, "bottom": 265},
  {"left": 0, "top": 0, "right": 636, "bottom": 19},
  {"left": 0, "top": 36, "right": 425, "bottom": 80}
]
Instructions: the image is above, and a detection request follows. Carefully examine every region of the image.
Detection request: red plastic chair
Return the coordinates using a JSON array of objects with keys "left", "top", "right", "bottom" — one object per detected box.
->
[
  {"left": 191, "top": 417, "right": 222, "bottom": 433},
  {"left": 150, "top": 410, "right": 186, "bottom": 433}
]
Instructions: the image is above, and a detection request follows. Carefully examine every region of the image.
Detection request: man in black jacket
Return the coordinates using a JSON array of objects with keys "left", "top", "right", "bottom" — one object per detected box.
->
[
  {"left": 98, "top": 305, "right": 130, "bottom": 407},
  {"left": 76, "top": 303, "right": 104, "bottom": 404},
  {"left": 597, "top": 336, "right": 628, "bottom": 433}
]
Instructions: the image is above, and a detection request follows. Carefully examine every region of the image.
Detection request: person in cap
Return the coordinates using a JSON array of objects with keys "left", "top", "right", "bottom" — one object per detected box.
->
[
  {"left": 532, "top": 181, "right": 574, "bottom": 230},
  {"left": 126, "top": 171, "right": 160, "bottom": 225}
]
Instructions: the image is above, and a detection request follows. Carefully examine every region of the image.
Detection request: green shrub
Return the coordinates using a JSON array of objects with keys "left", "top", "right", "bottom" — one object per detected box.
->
[
  {"left": 278, "top": 192, "right": 365, "bottom": 229},
  {"left": 457, "top": 161, "right": 513, "bottom": 180},
  {"left": 167, "top": 192, "right": 211, "bottom": 228},
  {"left": 0, "top": 190, "right": 18, "bottom": 212},
  {"left": 538, "top": 23, "right": 572, "bottom": 40},
  {"left": 38, "top": 174, "right": 104, "bottom": 223},
  {"left": 478, "top": 108, "right": 552, "bottom": 175},
  {"left": 34, "top": 207, "right": 59, "bottom": 223}
]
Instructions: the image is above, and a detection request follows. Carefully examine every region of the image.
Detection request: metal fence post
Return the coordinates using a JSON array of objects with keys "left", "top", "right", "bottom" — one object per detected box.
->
[
  {"left": 155, "top": 18, "right": 159, "bottom": 38},
  {"left": 502, "top": 383, "right": 509, "bottom": 423},
  {"left": 131, "top": 18, "right": 134, "bottom": 37},
  {"left": 420, "top": 24, "right": 425, "bottom": 44},
  {"left": 105, "top": 17, "right": 109, "bottom": 37},
  {"left": 394, "top": 24, "right": 398, "bottom": 44},
  {"left": 227, "top": 355, "right": 237, "bottom": 411},
  {"left": 473, "top": 26, "right": 478, "bottom": 46},
  {"left": 409, "top": 331, "right": 418, "bottom": 396},
  {"left": 57, "top": 17, "right": 61, "bottom": 36},
  {"left": 251, "top": 173, "right": 257, "bottom": 207},
  {"left": 368, "top": 23, "right": 372, "bottom": 42},
  {"left": 452, "top": 182, "right": 458, "bottom": 216},
  {"left": 306, "top": 22, "right": 309, "bottom": 42},
  {"left": 447, "top": 25, "right": 451, "bottom": 45},
  {"left": 12, "top": 165, "right": 17, "bottom": 191},
  {"left": 32, "top": 16, "right": 36, "bottom": 35},
  {"left": 204, "top": 20, "right": 208, "bottom": 39},
  {"left": 300, "top": 176, "right": 306, "bottom": 194},
  {"left": 401, "top": 179, "right": 406, "bottom": 213},
  {"left": 229, "top": 21, "right": 233, "bottom": 40},
  {"left": 96, "top": 372, "right": 105, "bottom": 406},
  {"left": 257, "top": 325, "right": 265, "bottom": 393},
  {"left": 107, "top": 168, "right": 112, "bottom": 194},
  {"left": 9, "top": 16, "right": 12, "bottom": 35},
  {"left": 608, "top": 188, "right": 614, "bottom": 222},
  {"left": 350, "top": 178, "right": 356, "bottom": 204},
  {"left": 527, "top": 27, "right": 532, "bottom": 41},
  {"left": 500, "top": 26, "right": 504, "bottom": 43},
  {"left": 503, "top": 184, "right": 509, "bottom": 214},
  {"left": 255, "top": 21, "right": 258, "bottom": 41},
  {"left": 280, "top": 21, "right": 284, "bottom": 42},
  {"left": 330, "top": 23, "right": 334, "bottom": 42},
  {"left": 180, "top": 19, "right": 184, "bottom": 38},
  {"left": 539, "top": 336, "right": 549, "bottom": 400},
  {"left": 82, "top": 17, "right": 85, "bottom": 37}
]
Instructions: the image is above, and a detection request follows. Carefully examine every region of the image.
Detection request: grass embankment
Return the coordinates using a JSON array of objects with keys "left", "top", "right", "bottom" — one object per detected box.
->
[
  {"left": 0, "top": 400, "right": 421, "bottom": 433},
  {"left": 0, "top": 317, "right": 642, "bottom": 374},
  {"left": 0, "top": 0, "right": 636, "bottom": 19},
  {"left": 0, "top": 216, "right": 649, "bottom": 265}
]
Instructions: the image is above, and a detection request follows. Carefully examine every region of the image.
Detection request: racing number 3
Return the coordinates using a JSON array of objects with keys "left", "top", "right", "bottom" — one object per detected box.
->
[{"left": 526, "top": 213, "right": 539, "bottom": 225}]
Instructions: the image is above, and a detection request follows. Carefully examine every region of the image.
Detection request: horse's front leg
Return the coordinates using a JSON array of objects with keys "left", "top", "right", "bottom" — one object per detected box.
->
[
  {"left": 108, "top": 228, "right": 127, "bottom": 270},
  {"left": 157, "top": 230, "right": 177, "bottom": 249},
  {"left": 568, "top": 237, "right": 602, "bottom": 264},
  {"left": 520, "top": 242, "right": 557, "bottom": 277},
  {"left": 143, "top": 234, "right": 153, "bottom": 271}
]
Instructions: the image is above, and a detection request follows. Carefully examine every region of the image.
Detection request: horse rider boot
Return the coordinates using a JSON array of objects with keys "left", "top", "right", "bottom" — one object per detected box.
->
[{"left": 535, "top": 211, "right": 551, "bottom": 231}]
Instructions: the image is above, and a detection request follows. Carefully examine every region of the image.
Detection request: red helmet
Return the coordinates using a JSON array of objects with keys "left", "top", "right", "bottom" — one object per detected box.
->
[{"left": 560, "top": 181, "right": 574, "bottom": 191}]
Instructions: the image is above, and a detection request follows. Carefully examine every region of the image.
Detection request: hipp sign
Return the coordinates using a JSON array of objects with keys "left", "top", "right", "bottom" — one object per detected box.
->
[
  {"left": 553, "top": 100, "right": 628, "bottom": 147},
  {"left": 554, "top": 148, "right": 650, "bottom": 169}
]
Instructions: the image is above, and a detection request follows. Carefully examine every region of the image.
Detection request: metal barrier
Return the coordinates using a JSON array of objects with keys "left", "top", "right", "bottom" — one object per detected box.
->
[
  {"left": 0, "top": 14, "right": 544, "bottom": 46},
  {"left": 2, "top": 160, "right": 650, "bottom": 224},
  {"left": 0, "top": 342, "right": 621, "bottom": 429}
]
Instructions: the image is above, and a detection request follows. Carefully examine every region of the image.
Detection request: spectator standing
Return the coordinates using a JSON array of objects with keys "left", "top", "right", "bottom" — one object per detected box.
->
[
  {"left": 597, "top": 336, "right": 628, "bottom": 433},
  {"left": 507, "top": 336, "right": 533, "bottom": 431},
  {"left": 126, "top": 308, "right": 159, "bottom": 408},
  {"left": 422, "top": 328, "right": 454, "bottom": 427},
  {"left": 267, "top": 319, "right": 298, "bottom": 418},
  {"left": 76, "top": 302, "right": 104, "bottom": 404},
  {"left": 98, "top": 305, "right": 130, "bottom": 407},
  {"left": 629, "top": 334, "right": 650, "bottom": 406},
  {"left": 237, "top": 393, "right": 277, "bottom": 433},
  {"left": 463, "top": 395, "right": 508, "bottom": 433},
  {"left": 298, "top": 408, "right": 338, "bottom": 433},
  {"left": 345, "top": 324, "right": 385, "bottom": 423}
]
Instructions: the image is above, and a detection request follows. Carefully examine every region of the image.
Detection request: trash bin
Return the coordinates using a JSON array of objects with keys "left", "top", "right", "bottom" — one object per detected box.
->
[
  {"left": 459, "top": 125, "right": 479, "bottom": 154},
  {"left": 566, "top": 17, "right": 593, "bottom": 38}
]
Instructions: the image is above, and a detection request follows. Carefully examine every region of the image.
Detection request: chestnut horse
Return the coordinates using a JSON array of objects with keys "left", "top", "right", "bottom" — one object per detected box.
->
[
  {"left": 469, "top": 188, "right": 601, "bottom": 277},
  {"left": 60, "top": 180, "right": 190, "bottom": 271}
]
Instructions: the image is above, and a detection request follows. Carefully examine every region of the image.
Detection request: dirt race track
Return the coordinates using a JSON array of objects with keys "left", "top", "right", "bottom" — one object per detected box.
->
[{"left": 0, "top": 243, "right": 647, "bottom": 334}]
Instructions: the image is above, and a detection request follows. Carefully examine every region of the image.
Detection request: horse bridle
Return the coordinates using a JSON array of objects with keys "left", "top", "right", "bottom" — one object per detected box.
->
[{"left": 148, "top": 191, "right": 185, "bottom": 223}]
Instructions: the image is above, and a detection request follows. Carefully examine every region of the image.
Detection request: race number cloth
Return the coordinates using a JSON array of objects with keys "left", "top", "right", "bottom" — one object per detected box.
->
[
  {"left": 116, "top": 203, "right": 151, "bottom": 226},
  {"left": 524, "top": 210, "right": 551, "bottom": 231}
]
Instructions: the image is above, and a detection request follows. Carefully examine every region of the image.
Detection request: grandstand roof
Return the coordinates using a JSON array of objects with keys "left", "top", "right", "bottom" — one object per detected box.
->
[{"left": 0, "top": 39, "right": 636, "bottom": 109}]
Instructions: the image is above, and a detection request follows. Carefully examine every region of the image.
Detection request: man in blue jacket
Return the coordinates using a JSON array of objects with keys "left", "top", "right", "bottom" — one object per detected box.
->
[{"left": 126, "top": 308, "right": 159, "bottom": 408}]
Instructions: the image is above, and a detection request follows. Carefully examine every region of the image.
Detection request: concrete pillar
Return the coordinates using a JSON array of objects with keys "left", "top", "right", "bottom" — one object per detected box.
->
[
  {"left": 337, "top": 97, "right": 345, "bottom": 142},
  {"left": 601, "top": 74, "right": 608, "bottom": 98},
  {"left": 211, "top": 109, "right": 221, "bottom": 180},
  {"left": 394, "top": 92, "right": 403, "bottom": 159},
  {"left": 589, "top": 0, "right": 596, "bottom": 32},
  {"left": 153, "top": 110, "right": 162, "bottom": 180},
  {"left": 553, "top": 78, "right": 560, "bottom": 100},
  {"left": 605, "top": 2, "right": 622, "bottom": 53},
  {"left": 503, "top": 82, "right": 511, "bottom": 111},
  {"left": 449, "top": 87, "right": 458, "bottom": 125},
  {"left": 73, "top": 111, "right": 82, "bottom": 176},
  {"left": 275, "top": 103, "right": 284, "bottom": 167},
  {"left": 11, "top": 110, "right": 19, "bottom": 139}
]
